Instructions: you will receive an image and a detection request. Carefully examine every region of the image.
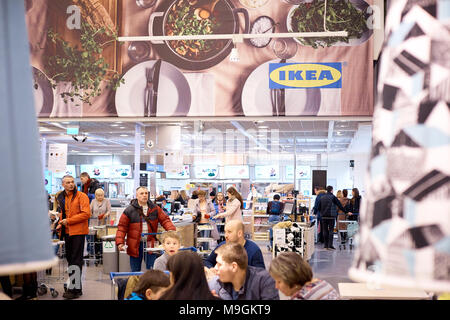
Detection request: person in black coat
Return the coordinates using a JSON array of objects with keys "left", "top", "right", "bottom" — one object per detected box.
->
[
  {"left": 317, "top": 186, "right": 349, "bottom": 250},
  {"left": 313, "top": 187, "right": 326, "bottom": 243},
  {"left": 348, "top": 188, "right": 361, "bottom": 221},
  {"left": 80, "top": 172, "right": 101, "bottom": 203}
]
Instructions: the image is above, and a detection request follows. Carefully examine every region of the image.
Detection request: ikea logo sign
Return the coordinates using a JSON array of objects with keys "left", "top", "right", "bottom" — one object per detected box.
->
[{"left": 269, "top": 63, "right": 342, "bottom": 89}]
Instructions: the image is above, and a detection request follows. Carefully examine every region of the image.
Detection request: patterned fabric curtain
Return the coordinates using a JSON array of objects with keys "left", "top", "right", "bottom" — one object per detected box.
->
[
  {"left": 0, "top": 0, "right": 57, "bottom": 275},
  {"left": 349, "top": 0, "right": 450, "bottom": 292}
]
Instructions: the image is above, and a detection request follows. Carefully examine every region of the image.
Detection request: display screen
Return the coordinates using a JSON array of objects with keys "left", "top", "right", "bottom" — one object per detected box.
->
[
  {"left": 110, "top": 165, "right": 132, "bottom": 178},
  {"left": 52, "top": 165, "right": 76, "bottom": 178},
  {"left": 79, "top": 165, "right": 110, "bottom": 179},
  {"left": 44, "top": 170, "right": 52, "bottom": 194},
  {"left": 194, "top": 165, "right": 218, "bottom": 179},
  {"left": 254, "top": 165, "right": 279, "bottom": 180},
  {"left": 166, "top": 165, "right": 190, "bottom": 179},
  {"left": 285, "top": 165, "right": 311, "bottom": 180},
  {"left": 222, "top": 165, "right": 249, "bottom": 179},
  {"left": 146, "top": 164, "right": 165, "bottom": 172}
]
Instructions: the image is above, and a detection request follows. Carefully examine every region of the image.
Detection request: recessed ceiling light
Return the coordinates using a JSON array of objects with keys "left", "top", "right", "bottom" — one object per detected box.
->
[
  {"left": 111, "top": 124, "right": 119, "bottom": 127},
  {"left": 123, "top": 150, "right": 131, "bottom": 153},
  {"left": 120, "top": 134, "right": 129, "bottom": 137},
  {"left": 71, "top": 150, "right": 79, "bottom": 152},
  {"left": 119, "top": 127, "right": 126, "bottom": 129},
  {"left": 62, "top": 122, "right": 70, "bottom": 124},
  {"left": 115, "top": 121, "right": 123, "bottom": 124},
  {"left": 258, "top": 126, "right": 269, "bottom": 129}
]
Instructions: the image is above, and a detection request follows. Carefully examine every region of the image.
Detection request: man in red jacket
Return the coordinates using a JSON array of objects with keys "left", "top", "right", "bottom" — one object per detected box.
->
[
  {"left": 56, "top": 175, "right": 91, "bottom": 299},
  {"left": 116, "top": 187, "right": 176, "bottom": 271}
]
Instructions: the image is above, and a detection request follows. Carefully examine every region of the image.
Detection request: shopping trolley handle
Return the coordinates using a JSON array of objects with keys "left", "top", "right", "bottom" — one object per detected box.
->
[
  {"left": 109, "top": 272, "right": 144, "bottom": 281},
  {"left": 141, "top": 232, "right": 162, "bottom": 236},
  {"left": 179, "top": 246, "right": 198, "bottom": 252}
]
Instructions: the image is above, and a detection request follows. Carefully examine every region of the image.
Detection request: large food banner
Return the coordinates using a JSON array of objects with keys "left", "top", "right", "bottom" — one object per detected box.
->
[{"left": 26, "top": 0, "right": 374, "bottom": 118}]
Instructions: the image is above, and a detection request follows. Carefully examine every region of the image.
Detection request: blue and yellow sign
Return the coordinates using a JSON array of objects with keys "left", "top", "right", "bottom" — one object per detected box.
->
[{"left": 269, "top": 63, "right": 342, "bottom": 89}]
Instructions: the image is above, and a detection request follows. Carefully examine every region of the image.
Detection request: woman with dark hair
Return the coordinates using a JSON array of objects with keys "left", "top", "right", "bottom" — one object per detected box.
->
[
  {"left": 214, "top": 187, "right": 243, "bottom": 223},
  {"left": 159, "top": 251, "right": 221, "bottom": 300},
  {"left": 349, "top": 188, "right": 361, "bottom": 221}
]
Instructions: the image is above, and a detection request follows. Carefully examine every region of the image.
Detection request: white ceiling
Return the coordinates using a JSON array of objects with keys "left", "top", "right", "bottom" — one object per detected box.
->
[{"left": 38, "top": 120, "right": 372, "bottom": 156}]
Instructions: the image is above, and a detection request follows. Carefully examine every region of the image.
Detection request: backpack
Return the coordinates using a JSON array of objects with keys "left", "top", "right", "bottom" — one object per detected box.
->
[{"left": 270, "top": 201, "right": 282, "bottom": 215}]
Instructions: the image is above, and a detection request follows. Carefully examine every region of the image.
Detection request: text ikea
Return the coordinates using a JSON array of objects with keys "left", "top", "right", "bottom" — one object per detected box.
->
[{"left": 269, "top": 63, "right": 342, "bottom": 89}]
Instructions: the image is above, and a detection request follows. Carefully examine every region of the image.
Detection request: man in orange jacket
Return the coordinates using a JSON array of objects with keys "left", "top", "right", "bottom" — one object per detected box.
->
[{"left": 56, "top": 175, "right": 91, "bottom": 299}]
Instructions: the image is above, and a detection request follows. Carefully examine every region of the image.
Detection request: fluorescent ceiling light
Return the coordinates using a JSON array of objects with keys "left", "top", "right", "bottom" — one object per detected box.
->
[
  {"left": 111, "top": 124, "right": 119, "bottom": 127},
  {"left": 120, "top": 134, "right": 129, "bottom": 137},
  {"left": 119, "top": 127, "right": 126, "bottom": 129}
]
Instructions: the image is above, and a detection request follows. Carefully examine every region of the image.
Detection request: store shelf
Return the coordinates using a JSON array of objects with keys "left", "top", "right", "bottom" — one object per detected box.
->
[{"left": 197, "top": 237, "right": 214, "bottom": 243}]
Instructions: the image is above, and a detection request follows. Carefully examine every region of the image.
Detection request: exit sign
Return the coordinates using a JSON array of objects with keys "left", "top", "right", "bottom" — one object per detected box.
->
[{"left": 67, "top": 126, "right": 79, "bottom": 135}]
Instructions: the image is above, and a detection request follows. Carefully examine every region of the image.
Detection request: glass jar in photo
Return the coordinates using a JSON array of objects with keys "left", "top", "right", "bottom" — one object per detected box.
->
[
  {"left": 136, "top": 0, "right": 157, "bottom": 9},
  {"left": 127, "top": 41, "right": 151, "bottom": 62},
  {"left": 271, "top": 38, "right": 298, "bottom": 60}
]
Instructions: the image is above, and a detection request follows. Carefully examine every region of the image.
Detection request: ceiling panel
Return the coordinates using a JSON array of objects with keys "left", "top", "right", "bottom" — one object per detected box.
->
[{"left": 38, "top": 120, "right": 371, "bottom": 155}]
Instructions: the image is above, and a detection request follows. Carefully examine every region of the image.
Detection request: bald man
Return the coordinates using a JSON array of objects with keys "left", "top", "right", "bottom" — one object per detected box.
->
[{"left": 204, "top": 220, "right": 265, "bottom": 272}]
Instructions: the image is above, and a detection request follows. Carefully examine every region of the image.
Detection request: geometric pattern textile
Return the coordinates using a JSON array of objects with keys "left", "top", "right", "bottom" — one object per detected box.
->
[{"left": 349, "top": 0, "right": 450, "bottom": 292}]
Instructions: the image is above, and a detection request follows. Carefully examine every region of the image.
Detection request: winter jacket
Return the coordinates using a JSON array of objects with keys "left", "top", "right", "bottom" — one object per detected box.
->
[
  {"left": 338, "top": 197, "right": 350, "bottom": 214},
  {"left": 218, "top": 198, "right": 242, "bottom": 223},
  {"left": 317, "top": 192, "right": 347, "bottom": 219},
  {"left": 313, "top": 190, "right": 326, "bottom": 219},
  {"left": 350, "top": 196, "right": 362, "bottom": 215},
  {"left": 57, "top": 189, "right": 91, "bottom": 236},
  {"left": 82, "top": 178, "right": 101, "bottom": 201},
  {"left": 116, "top": 199, "right": 176, "bottom": 258},
  {"left": 193, "top": 199, "right": 216, "bottom": 223},
  {"left": 208, "top": 266, "right": 279, "bottom": 300}
]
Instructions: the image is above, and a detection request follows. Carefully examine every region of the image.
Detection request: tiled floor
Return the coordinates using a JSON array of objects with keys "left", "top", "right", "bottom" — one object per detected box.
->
[{"left": 18, "top": 237, "right": 354, "bottom": 300}]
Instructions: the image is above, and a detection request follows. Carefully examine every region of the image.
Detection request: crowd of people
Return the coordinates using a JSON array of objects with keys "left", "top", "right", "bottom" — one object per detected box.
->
[
  {"left": 313, "top": 186, "right": 362, "bottom": 250},
  {"left": 1, "top": 177, "right": 363, "bottom": 301}
]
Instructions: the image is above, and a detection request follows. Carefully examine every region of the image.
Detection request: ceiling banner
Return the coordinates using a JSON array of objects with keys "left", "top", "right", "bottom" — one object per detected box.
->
[{"left": 27, "top": 0, "right": 375, "bottom": 118}]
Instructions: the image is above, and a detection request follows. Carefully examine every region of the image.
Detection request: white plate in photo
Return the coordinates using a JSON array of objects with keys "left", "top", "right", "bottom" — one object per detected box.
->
[
  {"left": 32, "top": 67, "right": 54, "bottom": 117},
  {"left": 115, "top": 60, "right": 191, "bottom": 117}
]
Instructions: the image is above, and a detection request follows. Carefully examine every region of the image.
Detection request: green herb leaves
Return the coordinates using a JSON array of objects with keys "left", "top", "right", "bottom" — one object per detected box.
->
[
  {"left": 291, "top": 0, "right": 369, "bottom": 49},
  {"left": 46, "top": 22, "right": 123, "bottom": 106}
]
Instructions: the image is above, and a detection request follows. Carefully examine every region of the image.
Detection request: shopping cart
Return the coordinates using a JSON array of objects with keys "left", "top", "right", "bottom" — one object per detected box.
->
[
  {"left": 84, "top": 227, "right": 102, "bottom": 267},
  {"left": 37, "top": 240, "right": 66, "bottom": 298},
  {"left": 337, "top": 216, "right": 359, "bottom": 250}
]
